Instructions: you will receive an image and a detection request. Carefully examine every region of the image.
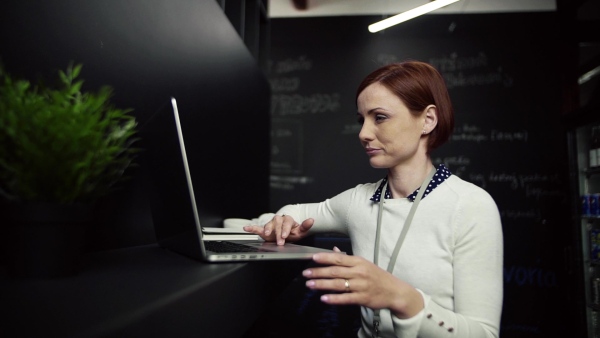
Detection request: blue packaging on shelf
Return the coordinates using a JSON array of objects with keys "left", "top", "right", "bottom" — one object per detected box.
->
[
  {"left": 591, "top": 194, "right": 600, "bottom": 217},
  {"left": 592, "top": 228, "right": 600, "bottom": 261},
  {"left": 583, "top": 194, "right": 591, "bottom": 217}
]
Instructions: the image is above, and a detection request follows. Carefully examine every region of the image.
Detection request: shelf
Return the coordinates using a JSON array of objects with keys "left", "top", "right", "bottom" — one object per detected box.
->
[
  {"left": 589, "top": 303, "right": 600, "bottom": 312},
  {"left": 0, "top": 244, "right": 305, "bottom": 337},
  {"left": 585, "top": 167, "right": 600, "bottom": 177}
]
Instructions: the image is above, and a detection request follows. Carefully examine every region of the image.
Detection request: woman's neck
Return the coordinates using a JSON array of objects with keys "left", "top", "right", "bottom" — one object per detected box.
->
[{"left": 387, "top": 159, "right": 435, "bottom": 198}]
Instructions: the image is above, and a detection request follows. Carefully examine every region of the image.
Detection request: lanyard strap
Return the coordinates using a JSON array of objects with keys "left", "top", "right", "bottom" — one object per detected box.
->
[
  {"left": 373, "top": 167, "right": 435, "bottom": 272},
  {"left": 372, "top": 167, "right": 436, "bottom": 338}
]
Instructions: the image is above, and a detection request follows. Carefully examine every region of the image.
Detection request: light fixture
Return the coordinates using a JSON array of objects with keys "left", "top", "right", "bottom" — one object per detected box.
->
[
  {"left": 579, "top": 65, "right": 600, "bottom": 85},
  {"left": 368, "top": 0, "right": 460, "bottom": 33}
]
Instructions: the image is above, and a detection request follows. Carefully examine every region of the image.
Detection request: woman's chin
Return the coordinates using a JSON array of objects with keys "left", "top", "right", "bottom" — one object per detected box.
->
[{"left": 369, "top": 159, "right": 388, "bottom": 169}]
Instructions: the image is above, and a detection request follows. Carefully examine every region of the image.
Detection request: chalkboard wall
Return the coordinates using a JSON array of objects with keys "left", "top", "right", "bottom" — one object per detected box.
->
[{"left": 266, "top": 13, "right": 579, "bottom": 337}]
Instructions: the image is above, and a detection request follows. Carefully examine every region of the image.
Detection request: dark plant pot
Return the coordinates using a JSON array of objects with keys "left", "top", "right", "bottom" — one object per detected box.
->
[{"left": 2, "top": 202, "right": 93, "bottom": 279}]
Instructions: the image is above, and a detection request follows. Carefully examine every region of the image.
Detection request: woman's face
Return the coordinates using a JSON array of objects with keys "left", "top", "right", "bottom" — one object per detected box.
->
[{"left": 356, "top": 82, "right": 426, "bottom": 169}]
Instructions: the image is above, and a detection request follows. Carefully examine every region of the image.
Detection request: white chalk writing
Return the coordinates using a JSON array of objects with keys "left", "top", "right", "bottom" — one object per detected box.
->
[
  {"left": 489, "top": 172, "right": 519, "bottom": 190},
  {"left": 270, "top": 77, "right": 301, "bottom": 92},
  {"left": 428, "top": 52, "right": 513, "bottom": 88},
  {"left": 271, "top": 93, "right": 341, "bottom": 116},
  {"left": 429, "top": 52, "right": 488, "bottom": 72},
  {"left": 273, "top": 55, "right": 312, "bottom": 74},
  {"left": 491, "top": 130, "right": 528, "bottom": 142},
  {"left": 341, "top": 123, "right": 362, "bottom": 135},
  {"left": 504, "top": 265, "right": 557, "bottom": 288},
  {"left": 501, "top": 209, "right": 539, "bottom": 219},
  {"left": 451, "top": 124, "right": 529, "bottom": 143},
  {"left": 451, "top": 133, "right": 488, "bottom": 142},
  {"left": 270, "top": 175, "right": 314, "bottom": 191},
  {"left": 376, "top": 53, "right": 399, "bottom": 65}
]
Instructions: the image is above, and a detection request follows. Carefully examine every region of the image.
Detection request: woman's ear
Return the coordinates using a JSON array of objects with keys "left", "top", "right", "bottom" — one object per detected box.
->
[{"left": 422, "top": 105, "right": 438, "bottom": 135}]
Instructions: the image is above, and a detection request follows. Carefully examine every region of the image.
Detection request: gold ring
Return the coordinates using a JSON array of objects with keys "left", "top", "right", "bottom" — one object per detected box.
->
[{"left": 344, "top": 279, "right": 350, "bottom": 291}]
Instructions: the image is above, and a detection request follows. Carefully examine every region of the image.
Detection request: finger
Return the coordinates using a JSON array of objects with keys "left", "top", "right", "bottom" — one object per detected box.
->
[
  {"left": 243, "top": 225, "right": 259, "bottom": 233},
  {"left": 305, "top": 277, "right": 351, "bottom": 293},
  {"left": 333, "top": 246, "right": 341, "bottom": 253},
  {"left": 311, "top": 252, "right": 356, "bottom": 267},
  {"left": 274, "top": 214, "right": 289, "bottom": 245},
  {"left": 306, "top": 279, "right": 367, "bottom": 306},
  {"left": 299, "top": 218, "right": 314, "bottom": 232},
  {"left": 288, "top": 218, "right": 313, "bottom": 238},
  {"left": 263, "top": 217, "right": 281, "bottom": 237},
  {"left": 242, "top": 225, "right": 273, "bottom": 241},
  {"left": 320, "top": 292, "right": 362, "bottom": 305},
  {"left": 280, "top": 215, "right": 297, "bottom": 239},
  {"left": 303, "top": 264, "right": 353, "bottom": 279}
]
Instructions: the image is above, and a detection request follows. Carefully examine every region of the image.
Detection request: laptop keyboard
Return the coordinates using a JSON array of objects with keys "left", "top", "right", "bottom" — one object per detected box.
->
[{"left": 205, "top": 240, "right": 271, "bottom": 253}]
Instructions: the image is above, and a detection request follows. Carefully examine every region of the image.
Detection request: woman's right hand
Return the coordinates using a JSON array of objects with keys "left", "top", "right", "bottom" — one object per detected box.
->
[{"left": 244, "top": 215, "right": 314, "bottom": 245}]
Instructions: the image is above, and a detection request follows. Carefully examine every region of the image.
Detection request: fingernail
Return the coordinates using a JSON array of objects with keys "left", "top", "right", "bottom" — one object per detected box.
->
[
  {"left": 302, "top": 269, "right": 312, "bottom": 277},
  {"left": 306, "top": 280, "right": 315, "bottom": 287},
  {"left": 320, "top": 295, "right": 329, "bottom": 302},
  {"left": 265, "top": 230, "right": 271, "bottom": 236},
  {"left": 282, "top": 232, "right": 288, "bottom": 238},
  {"left": 278, "top": 240, "right": 284, "bottom": 245}
]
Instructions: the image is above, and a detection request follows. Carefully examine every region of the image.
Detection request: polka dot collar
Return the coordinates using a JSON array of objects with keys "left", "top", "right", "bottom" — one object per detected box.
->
[{"left": 370, "top": 164, "right": 452, "bottom": 202}]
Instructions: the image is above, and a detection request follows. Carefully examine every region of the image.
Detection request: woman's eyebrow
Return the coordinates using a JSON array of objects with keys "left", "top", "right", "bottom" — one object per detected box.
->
[
  {"left": 368, "top": 107, "right": 386, "bottom": 115},
  {"left": 358, "top": 107, "right": 384, "bottom": 116}
]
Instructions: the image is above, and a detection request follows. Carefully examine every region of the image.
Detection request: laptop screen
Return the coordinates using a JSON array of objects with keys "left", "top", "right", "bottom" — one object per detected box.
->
[{"left": 140, "top": 97, "right": 205, "bottom": 259}]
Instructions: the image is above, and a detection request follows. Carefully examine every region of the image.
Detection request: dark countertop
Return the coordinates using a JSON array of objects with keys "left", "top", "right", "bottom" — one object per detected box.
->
[{"left": 0, "top": 244, "right": 307, "bottom": 338}]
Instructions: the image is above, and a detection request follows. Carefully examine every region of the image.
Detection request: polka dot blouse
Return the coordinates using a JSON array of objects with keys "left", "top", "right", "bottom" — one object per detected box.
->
[{"left": 370, "top": 164, "right": 452, "bottom": 202}]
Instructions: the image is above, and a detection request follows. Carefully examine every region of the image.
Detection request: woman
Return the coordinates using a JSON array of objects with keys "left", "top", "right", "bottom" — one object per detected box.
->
[{"left": 244, "top": 60, "right": 503, "bottom": 337}]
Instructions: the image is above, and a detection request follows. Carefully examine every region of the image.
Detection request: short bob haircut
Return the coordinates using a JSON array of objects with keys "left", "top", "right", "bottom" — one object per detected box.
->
[{"left": 356, "top": 60, "right": 454, "bottom": 152}]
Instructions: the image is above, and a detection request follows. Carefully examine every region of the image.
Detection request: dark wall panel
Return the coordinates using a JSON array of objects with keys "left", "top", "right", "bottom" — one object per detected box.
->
[{"left": 0, "top": 0, "right": 270, "bottom": 251}]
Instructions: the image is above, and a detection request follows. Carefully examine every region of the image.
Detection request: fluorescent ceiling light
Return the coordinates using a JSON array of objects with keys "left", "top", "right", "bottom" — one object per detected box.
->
[
  {"left": 579, "top": 65, "right": 600, "bottom": 85},
  {"left": 368, "top": 0, "right": 461, "bottom": 33}
]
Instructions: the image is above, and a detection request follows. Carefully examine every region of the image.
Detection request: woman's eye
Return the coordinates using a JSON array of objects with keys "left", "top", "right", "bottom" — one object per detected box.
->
[{"left": 375, "top": 114, "right": 387, "bottom": 122}]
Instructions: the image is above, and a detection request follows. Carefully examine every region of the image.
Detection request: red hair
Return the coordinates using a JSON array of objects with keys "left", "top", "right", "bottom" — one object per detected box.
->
[{"left": 356, "top": 61, "right": 454, "bottom": 151}]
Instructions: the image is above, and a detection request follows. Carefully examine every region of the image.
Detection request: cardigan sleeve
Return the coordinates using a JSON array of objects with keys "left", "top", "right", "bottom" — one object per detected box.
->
[
  {"left": 272, "top": 186, "right": 361, "bottom": 235},
  {"left": 390, "top": 189, "right": 503, "bottom": 338}
]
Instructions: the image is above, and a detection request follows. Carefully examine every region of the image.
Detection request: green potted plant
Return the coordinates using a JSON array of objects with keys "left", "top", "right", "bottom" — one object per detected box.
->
[{"left": 0, "top": 63, "right": 139, "bottom": 278}]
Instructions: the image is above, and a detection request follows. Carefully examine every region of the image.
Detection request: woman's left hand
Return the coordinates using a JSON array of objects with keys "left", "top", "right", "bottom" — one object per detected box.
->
[{"left": 303, "top": 247, "right": 424, "bottom": 319}]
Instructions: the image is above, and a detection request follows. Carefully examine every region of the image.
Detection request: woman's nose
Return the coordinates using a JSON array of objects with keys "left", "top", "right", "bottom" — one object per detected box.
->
[{"left": 358, "top": 123, "right": 374, "bottom": 142}]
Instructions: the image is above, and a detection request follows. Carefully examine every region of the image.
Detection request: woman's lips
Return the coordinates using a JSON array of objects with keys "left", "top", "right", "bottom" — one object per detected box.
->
[{"left": 365, "top": 148, "right": 380, "bottom": 156}]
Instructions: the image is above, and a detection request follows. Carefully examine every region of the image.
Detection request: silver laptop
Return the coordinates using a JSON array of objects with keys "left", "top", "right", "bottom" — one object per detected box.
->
[{"left": 142, "top": 97, "right": 335, "bottom": 262}]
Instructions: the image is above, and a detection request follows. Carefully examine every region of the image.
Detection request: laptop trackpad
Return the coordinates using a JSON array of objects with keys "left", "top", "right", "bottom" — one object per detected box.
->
[{"left": 236, "top": 241, "right": 332, "bottom": 254}]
